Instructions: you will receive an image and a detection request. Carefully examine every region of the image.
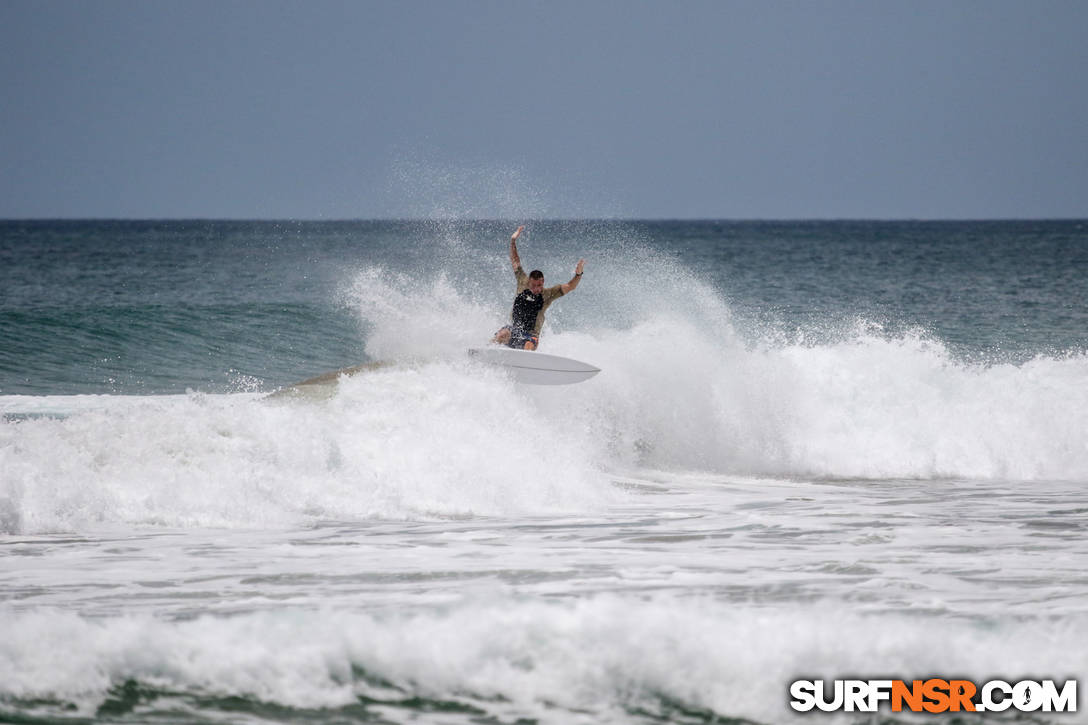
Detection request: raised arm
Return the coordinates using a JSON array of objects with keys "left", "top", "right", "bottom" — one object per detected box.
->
[
  {"left": 560, "top": 258, "right": 585, "bottom": 295},
  {"left": 509, "top": 225, "right": 525, "bottom": 271}
]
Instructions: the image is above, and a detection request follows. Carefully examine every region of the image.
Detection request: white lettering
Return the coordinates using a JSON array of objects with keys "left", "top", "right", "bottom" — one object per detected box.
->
[
  {"left": 1041, "top": 680, "right": 1077, "bottom": 712},
  {"left": 790, "top": 677, "right": 1076, "bottom": 714},
  {"left": 868, "top": 680, "right": 894, "bottom": 711},
  {"left": 845, "top": 680, "right": 869, "bottom": 712},
  {"left": 1014, "top": 681, "right": 1043, "bottom": 712},
  {"left": 816, "top": 680, "right": 844, "bottom": 712},
  {"left": 982, "top": 680, "right": 1012, "bottom": 712},
  {"left": 789, "top": 680, "right": 816, "bottom": 712}
]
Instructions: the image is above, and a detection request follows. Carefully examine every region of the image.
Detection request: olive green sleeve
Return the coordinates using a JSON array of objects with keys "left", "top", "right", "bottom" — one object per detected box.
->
[{"left": 542, "top": 285, "right": 564, "bottom": 304}]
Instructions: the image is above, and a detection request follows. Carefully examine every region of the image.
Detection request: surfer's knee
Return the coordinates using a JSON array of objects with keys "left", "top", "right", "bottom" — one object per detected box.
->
[{"left": 492, "top": 326, "right": 511, "bottom": 344}]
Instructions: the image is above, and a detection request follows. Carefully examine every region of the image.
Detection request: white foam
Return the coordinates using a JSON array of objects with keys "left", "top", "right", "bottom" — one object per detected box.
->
[
  {"left": 0, "top": 366, "right": 616, "bottom": 534},
  {"left": 343, "top": 254, "right": 1088, "bottom": 482},
  {"left": 569, "top": 322, "right": 1088, "bottom": 480},
  {"left": 5, "top": 255, "right": 1087, "bottom": 535},
  {"left": 2, "top": 599, "right": 1085, "bottom": 723}
]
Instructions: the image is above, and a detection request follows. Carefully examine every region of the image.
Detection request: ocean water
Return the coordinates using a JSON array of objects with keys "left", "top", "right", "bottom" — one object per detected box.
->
[{"left": 1, "top": 219, "right": 1087, "bottom": 724}]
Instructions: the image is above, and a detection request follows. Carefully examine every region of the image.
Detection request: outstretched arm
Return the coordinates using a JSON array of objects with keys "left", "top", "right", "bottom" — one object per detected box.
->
[
  {"left": 509, "top": 225, "right": 525, "bottom": 271},
  {"left": 560, "top": 258, "right": 585, "bottom": 295}
]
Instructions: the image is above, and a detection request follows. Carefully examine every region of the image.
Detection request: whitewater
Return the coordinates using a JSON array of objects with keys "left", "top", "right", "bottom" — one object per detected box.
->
[{"left": 1, "top": 219, "right": 1087, "bottom": 723}]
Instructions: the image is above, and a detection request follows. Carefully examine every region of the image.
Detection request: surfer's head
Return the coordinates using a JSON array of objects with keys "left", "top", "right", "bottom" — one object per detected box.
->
[{"left": 528, "top": 270, "right": 544, "bottom": 294}]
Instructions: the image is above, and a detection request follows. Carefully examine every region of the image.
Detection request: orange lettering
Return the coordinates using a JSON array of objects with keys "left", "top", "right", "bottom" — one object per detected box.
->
[
  {"left": 948, "top": 680, "right": 977, "bottom": 712},
  {"left": 892, "top": 680, "right": 924, "bottom": 712},
  {"left": 922, "top": 679, "right": 951, "bottom": 713}
]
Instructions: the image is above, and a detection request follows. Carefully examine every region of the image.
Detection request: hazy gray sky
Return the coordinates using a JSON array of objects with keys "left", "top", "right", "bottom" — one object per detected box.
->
[{"left": 2, "top": 1, "right": 1086, "bottom": 219}]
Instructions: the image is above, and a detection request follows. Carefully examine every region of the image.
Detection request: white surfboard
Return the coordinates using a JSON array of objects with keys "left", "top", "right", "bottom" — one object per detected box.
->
[{"left": 467, "top": 347, "right": 600, "bottom": 385}]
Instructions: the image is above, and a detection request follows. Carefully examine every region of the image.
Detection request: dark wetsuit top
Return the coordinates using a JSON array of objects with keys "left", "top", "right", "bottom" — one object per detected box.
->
[
  {"left": 511, "top": 288, "right": 546, "bottom": 338},
  {"left": 506, "top": 266, "right": 564, "bottom": 346}
]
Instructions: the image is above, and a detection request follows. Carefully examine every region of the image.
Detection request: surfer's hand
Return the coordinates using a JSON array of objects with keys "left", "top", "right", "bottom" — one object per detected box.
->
[
  {"left": 575, "top": 259, "right": 585, "bottom": 275},
  {"left": 509, "top": 227, "right": 524, "bottom": 270}
]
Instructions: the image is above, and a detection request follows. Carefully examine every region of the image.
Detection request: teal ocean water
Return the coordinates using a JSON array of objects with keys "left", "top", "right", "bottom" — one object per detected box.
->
[
  {"left": 3, "top": 220, "right": 1086, "bottom": 394},
  {"left": 1, "top": 220, "right": 1087, "bottom": 724}
]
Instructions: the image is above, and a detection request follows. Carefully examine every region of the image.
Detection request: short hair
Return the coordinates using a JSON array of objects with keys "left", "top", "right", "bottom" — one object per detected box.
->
[{"left": 529, "top": 270, "right": 544, "bottom": 280}]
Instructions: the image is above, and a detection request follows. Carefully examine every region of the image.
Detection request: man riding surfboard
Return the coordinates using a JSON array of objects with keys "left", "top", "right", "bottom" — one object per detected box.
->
[{"left": 491, "top": 225, "right": 585, "bottom": 351}]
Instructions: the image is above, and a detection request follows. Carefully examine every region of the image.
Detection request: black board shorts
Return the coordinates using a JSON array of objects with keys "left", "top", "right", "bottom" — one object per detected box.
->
[{"left": 499, "top": 325, "right": 539, "bottom": 350}]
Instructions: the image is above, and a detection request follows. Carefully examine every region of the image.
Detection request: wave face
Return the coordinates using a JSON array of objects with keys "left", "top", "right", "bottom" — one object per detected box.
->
[
  {"left": 3, "top": 220, "right": 1088, "bottom": 533},
  {"left": 3, "top": 219, "right": 1087, "bottom": 395}
]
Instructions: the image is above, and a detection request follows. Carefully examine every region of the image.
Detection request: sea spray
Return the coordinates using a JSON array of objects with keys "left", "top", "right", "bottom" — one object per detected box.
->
[{"left": 342, "top": 248, "right": 1088, "bottom": 481}]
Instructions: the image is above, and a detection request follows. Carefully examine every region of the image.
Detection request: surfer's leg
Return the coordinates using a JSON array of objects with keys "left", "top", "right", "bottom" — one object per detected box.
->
[{"left": 522, "top": 334, "right": 539, "bottom": 351}]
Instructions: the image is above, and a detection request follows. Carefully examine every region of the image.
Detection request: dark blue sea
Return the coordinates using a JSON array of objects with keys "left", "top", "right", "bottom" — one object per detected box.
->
[{"left": 1, "top": 220, "right": 1087, "bottom": 724}]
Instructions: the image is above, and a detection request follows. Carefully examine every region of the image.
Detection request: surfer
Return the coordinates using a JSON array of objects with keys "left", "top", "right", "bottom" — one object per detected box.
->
[{"left": 491, "top": 225, "right": 585, "bottom": 351}]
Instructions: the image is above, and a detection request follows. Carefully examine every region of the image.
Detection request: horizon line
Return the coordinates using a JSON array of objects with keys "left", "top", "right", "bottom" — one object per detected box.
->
[{"left": 2, "top": 216, "right": 1087, "bottom": 224}]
